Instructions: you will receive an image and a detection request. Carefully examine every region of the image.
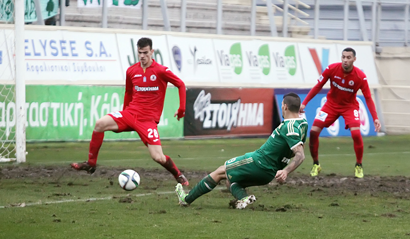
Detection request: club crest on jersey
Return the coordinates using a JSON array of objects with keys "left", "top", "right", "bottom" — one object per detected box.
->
[
  {"left": 349, "top": 80, "right": 354, "bottom": 86},
  {"left": 150, "top": 75, "right": 157, "bottom": 81},
  {"left": 315, "top": 111, "right": 328, "bottom": 122}
]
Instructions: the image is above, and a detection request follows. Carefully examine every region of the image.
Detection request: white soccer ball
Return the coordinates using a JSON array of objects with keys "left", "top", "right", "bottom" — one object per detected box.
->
[{"left": 118, "top": 169, "right": 140, "bottom": 191}]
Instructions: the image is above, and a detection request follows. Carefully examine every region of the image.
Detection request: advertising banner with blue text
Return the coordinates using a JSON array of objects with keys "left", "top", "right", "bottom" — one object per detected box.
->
[
  {"left": 23, "top": 30, "right": 123, "bottom": 82},
  {"left": 0, "top": 85, "right": 183, "bottom": 141},
  {"left": 275, "top": 90, "right": 377, "bottom": 137}
]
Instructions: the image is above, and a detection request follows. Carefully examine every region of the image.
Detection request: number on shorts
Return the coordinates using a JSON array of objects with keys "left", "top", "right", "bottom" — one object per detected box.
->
[
  {"left": 147, "top": 128, "right": 159, "bottom": 138},
  {"left": 354, "top": 110, "right": 359, "bottom": 118}
]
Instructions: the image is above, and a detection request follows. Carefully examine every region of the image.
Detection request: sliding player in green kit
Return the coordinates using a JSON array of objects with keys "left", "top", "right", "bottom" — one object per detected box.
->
[{"left": 175, "top": 92, "right": 308, "bottom": 209}]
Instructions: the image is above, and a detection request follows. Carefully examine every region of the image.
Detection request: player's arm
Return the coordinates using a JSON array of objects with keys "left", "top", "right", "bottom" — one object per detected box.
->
[
  {"left": 162, "top": 68, "right": 186, "bottom": 120},
  {"left": 123, "top": 69, "right": 133, "bottom": 111},
  {"left": 360, "top": 78, "right": 381, "bottom": 132},
  {"left": 300, "top": 66, "right": 331, "bottom": 113},
  {"left": 275, "top": 144, "right": 305, "bottom": 183}
]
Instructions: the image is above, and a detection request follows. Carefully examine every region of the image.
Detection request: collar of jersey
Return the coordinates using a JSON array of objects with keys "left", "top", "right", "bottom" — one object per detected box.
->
[
  {"left": 284, "top": 118, "right": 304, "bottom": 121},
  {"left": 138, "top": 59, "right": 157, "bottom": 69}
]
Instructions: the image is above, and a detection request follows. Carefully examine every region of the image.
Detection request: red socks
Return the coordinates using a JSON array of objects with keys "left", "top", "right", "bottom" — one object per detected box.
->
[
  {"left": 309, "top": 130, "right": 320, "bottom": 164},
  {"left": 160, "top": 155, "right": 182, "bottom": 179},
  {"left": 88, "top": 131, "right": 104, "bottom": 167},
  {"left": 351, "top": 129, "right": 363, "bottom": 165}
]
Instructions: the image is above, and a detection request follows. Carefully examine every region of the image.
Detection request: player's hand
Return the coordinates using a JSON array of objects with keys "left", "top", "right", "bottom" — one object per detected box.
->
[
  {"left": 299, "top": 104, "right": 306, "bottom": 113},
  {"left": 275, "top": 170, "right": 288, "bottom": 184},
  {"left": 374, "top": 119, "right": 381, "bottom": 132},
  {"left": 174, "top": 108, "right": 185, "bottom": 121}
]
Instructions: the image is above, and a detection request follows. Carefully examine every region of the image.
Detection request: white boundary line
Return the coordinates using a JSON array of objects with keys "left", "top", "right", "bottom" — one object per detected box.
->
[{"left": 0, "top": 187, "right": 226, "bottom": 209}]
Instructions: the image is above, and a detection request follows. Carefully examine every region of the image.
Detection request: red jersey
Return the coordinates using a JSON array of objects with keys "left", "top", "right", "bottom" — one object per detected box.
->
[
  {"left": 123, "top": 59, "right": 186, "bottom": 123},
  {"left": 303, "top": 62, "right": 378, "bottom": 121}
]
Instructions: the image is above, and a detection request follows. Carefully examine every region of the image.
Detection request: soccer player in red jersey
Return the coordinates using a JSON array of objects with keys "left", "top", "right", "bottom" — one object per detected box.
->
[
  {"left": 71, "top": 37, "right": 189, "bottom": 186},
  {"left": 300, "top": 47, "right": 381, "bottom": 178}
]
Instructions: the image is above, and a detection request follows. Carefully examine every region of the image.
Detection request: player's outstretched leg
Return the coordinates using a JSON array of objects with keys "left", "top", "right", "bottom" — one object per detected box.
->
[
  {"left": 161, "top": 155, "right": 189, "bottom": 186},
  {"left": 71, "top": 131, "right": 104, "bottom": 174},
  {"left": 175, "top": 183, "right": 189, "bottom": 206}
]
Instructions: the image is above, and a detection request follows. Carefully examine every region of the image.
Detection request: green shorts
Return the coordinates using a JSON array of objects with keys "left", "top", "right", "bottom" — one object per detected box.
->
[{"left": 225, "top": 153, "right": 275, "bottom": 188}]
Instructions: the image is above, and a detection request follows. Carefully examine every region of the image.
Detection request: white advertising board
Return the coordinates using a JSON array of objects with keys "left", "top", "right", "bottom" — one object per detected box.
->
[
  {"left": 0, "top": 30, "right": 14, "bottom": 82},
  {"left": 336, "top": 44, "right": 379, "bottom": 85},
  {"left": 23, "top": 30, "right": 123, "bottom": 82},
  {"left": 298, "top": 42, "right": 339, "bottom": 85},
  {"left": 166, "top": 35, "right": 219, "bottom": 83},
  {"left": 213, "top": 39, "right": 253, "bottom": 83},
  {"left": 266, "top": 41, "right": 304, "bottom": 84},
  {"left": 116, "top": 34, "right": 172, "bottom": 79}
]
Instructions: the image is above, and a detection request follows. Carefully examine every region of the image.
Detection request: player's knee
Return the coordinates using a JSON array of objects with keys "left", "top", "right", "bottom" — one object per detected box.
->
[
  {"left": 151, "top": 154, "right": 165, "bottom": 164},
  {"left": 94, "top": 119, "right": 107, "bottom": 132}
]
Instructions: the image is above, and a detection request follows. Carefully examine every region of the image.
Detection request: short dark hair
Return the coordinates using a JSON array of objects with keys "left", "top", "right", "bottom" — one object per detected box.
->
[
  {"left": 283, "top": 92, "right": 301, "bottom": 113},
  {"left": 343, "top": 47, "right": 356, "bottom": 57},
  {"left": 137, "top": 37, "right": 153, "bottom": 50}
]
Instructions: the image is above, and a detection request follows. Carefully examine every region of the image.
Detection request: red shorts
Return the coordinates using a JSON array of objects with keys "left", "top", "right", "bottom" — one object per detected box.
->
[
  {"left": 108, "top": 111, "right": 161, "bottom": 146},
  {"left": 312, "top": 103, "right": 360, "bottom": 129}
]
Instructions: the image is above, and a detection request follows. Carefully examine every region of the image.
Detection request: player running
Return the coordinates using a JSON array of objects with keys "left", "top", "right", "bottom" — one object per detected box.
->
[
  {"left": 175, "top": 93, "right": 307, "bottom": 209},
  {"left": 71, "top": 37, "right": 189, "bottom": 186},
  {"left": 300, "top": 47, "right": 381, "bottom": 178}
]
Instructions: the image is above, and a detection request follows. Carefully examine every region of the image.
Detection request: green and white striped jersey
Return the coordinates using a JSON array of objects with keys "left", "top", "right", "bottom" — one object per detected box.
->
[{"left": 252, "top": 118, "right": 308, "bottom": 172}]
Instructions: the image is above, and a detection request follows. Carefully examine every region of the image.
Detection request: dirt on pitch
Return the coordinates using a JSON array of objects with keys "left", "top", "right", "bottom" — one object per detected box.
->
[{"left": 1, "top": 165, "right": 410, "bottom": 198}]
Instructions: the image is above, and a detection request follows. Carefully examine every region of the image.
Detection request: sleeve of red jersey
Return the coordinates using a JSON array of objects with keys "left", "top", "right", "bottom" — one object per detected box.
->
[
  {"left": 123, "top": 68, "right": 133, "bottom": 111},
  {"left": 360, "top": 76, "right": 379, "bottom": 121},
  {"left": 163, "top": 68, "right": 186, "bottom": 111},
  {"left": 302, "top": 66, "right": 331, "bottom": 106}
]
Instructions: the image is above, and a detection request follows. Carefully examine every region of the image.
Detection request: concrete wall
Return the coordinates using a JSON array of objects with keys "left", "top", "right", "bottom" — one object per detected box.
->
[{"left": 375, "top": 47, "right": 410, "bottom": 134}]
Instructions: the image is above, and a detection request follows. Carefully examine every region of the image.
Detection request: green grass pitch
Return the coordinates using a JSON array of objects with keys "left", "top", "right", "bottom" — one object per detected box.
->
[{"left": 1, "top": 135, "right": 410, "bottom": 238}]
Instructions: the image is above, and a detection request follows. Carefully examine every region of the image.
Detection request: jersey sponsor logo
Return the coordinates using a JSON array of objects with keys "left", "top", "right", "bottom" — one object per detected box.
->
[
  {"left": 332, "top": 81, "right": 354, "bottom": 92},
  {"left": 110, "top": 111, "right": 123, "bottom": 118},
  {"left": 349, "top": 80, "right": 354, "bottom": 86},
  {"left": 135, "top": 86, "right": 159, "bottom": 91},
  {"left": 134, "top": 74, "right": 142, "bottom": 77},
  {"left": 150, "top": 75, "right": 157, "bottom": 81},
  {"left": 193, "top": 90, "right": 264, "bottom": 131},
  {"left": 315, "top": 111, "right": 328, "bottom": 122}
]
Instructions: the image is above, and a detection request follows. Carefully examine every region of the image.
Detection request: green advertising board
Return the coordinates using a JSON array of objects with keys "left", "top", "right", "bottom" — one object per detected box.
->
[
  {"left": 0, "top": 85, "right": 183, "bottom": 141},
  {"left": 0, "top": 0, "right": 59, "bottom": 23}
]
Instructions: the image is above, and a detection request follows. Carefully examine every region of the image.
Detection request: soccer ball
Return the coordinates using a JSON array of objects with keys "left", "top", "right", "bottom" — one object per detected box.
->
[{"left": 118, "top": 169, "right": 140, "bottom": 191}]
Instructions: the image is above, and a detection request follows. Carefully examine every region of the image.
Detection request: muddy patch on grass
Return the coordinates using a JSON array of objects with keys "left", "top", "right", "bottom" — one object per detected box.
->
[{"left": 1, "top": 165, "right": 409, "bottom": 197}]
